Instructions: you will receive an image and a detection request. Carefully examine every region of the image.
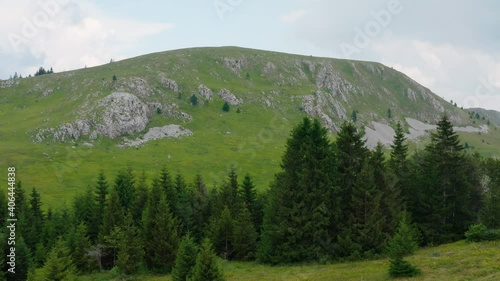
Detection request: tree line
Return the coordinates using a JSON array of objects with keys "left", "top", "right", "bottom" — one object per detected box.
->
[{"left": 1, "top": 115, "right": 499, "bottom": 280}]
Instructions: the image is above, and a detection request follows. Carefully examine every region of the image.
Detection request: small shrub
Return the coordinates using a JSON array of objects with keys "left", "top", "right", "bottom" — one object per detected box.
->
[
  {"left": 112, "top": 75, "right": 117, "bottom": 81},
  {"left": 222, "top": 101, "right": 230, "bottom": 112},
  {"left": 156, "top": 107, "right": 162, "bottom": 114},
  {"left": 389, "top": 259, "right": 421, "bottom": 278},
  {"left": 465, "top": 224, "right": 500, "bottom": 242}
]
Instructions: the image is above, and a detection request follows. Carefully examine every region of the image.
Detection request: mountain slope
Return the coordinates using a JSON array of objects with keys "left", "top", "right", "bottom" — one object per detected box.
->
[{"left": 0, "top": 46, "right": 496, "bottom": 206}]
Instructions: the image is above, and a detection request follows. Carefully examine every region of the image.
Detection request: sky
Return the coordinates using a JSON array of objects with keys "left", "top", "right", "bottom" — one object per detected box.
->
[{"left": 1, "top": 0, "right": 500, "bottom": 111}]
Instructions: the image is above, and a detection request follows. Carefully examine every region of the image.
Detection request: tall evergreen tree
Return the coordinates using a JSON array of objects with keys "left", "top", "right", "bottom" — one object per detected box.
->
[
  {"left": 217, "top": 167, "right": 239, "bottom": 216},
  {"left": 6, "top": 235, "right": 31, "bottom": 281},
  {"left": 372, "top": 143, "right": 402, "bottom": 234},
  {"left": 132, "top": 171, "right": 149, "bottom": 224},
  {"left": 259, "top": 118, "right": 337, "bottom": 263},
  {"left": 25, "top": 188, "right": 44, "bottom": 253},
  {"left": 115, "top": 213, "right": 144, "bottom": 275},
  {"left": 92, "top": 170, "right": 109, "bottom": 240},
  {"left": 172, "top": 233, "right": 199, "bottom": 281},
  {"left": 67, "top": 223, "right": 93, "bottom": 274},
  {"left": 190, "top": 239, "right": 226, "bottom": 281},
  {"left": 114, "top": 167, "right": 135, "bottom": 212},
  {"left": 347, "top": 158, "right": 387, "bottom": 256},
  {"left": 38, "top": 239, "right": 77, "bottom": 281},
  {"left": 73, "top": 186, "right": 95, "bottom": 238},
  {"left": 158, "top": 167, "right": 177, "bottom": 214},
  {"left": 335, "top": 121, "right": 369, "bottom": 228},
  {"left": 232, "top": 204, "right": 258, "bottom": 261},
  {"left": 100, "top": 187, "right": 124, "bottom": 240},
  {"left": 209, "top": 206, "right": 234, "bottom": 260},
  {"left": 190, "top": 174, "right": 211, "bottom": 242},
  {"left": 389, "top": 121, "right": 411, "bottom": 212},
  {"left": 238, "top": 174, "right": 261, "bottom": 229},
  {"left": 175, "top": 174, "right": 192, "bottom": 236},
  {"left": 416, "top": 114, "right": 473, "bottom": 243},
  {"left": 143, "top": 190, "right": 179, "bottom": 272}
]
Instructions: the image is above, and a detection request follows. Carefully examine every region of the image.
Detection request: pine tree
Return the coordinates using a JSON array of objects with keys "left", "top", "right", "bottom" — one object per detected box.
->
[
  {"left": 172, "top": 233, "right": 199, "bottom": 281},
  {"left": 142, "top": 190, "right": 179, "bottom": 272},
  {"left": 190, "top": 239, "right": 226, "bottom": 281},
  {"left": 232, "top": 204, "right": 257, "bottom": 261},
  {"left": 258, "top": 118, "right": 337, "bottom": 263},
  {"left": 39, "top": 239, "right": 77, "bottom": 281},
  {"left": 386, "top": 217, "right": 420, "bottom": 278},
  {"left": 115, "top": 213, "right": 144, "bottom": 275},
  {"left": 100, "top": 187, "right": 124, "bottom": 240},
  {"left": 73, "top": 186, "right": 95, "bottom": 237},
  {"left": 351, "top": 110, "right": 358, "bottom": 122}
]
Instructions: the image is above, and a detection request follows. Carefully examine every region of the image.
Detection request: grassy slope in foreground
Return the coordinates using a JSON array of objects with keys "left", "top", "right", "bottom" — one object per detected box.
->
[{"left": 79, "top": 240, "right": 500, "bottom": 281}]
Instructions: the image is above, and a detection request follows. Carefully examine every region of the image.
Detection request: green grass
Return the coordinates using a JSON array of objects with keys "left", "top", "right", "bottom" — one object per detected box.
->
[
  {"left": 76, "top": 240, "right": 500, "bottom": 281},
  {"left": 0, "top": 46, "right": 499, "bottom": 207}
]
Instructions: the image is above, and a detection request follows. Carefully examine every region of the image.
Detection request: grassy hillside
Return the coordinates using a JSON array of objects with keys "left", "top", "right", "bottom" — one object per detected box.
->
[
  {"left": 78, "top": 240, "right": 500, "bottom": 281},
  {"left": 0, "top": 46, "right": 498, "bottom": 207}
]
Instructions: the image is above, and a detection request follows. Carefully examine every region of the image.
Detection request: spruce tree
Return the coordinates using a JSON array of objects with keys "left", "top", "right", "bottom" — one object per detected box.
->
[
  {"left": 176, "top": 174, "right": 192, "bottom": 236},
  {"left": 347, "top": 158, "right": 387, "bottom": 256},
  {"left": 259, "top": 118, "right": 337, "bottom": 263},
  {"left": 386, "top": 217, "right": 420, "bottom": 278},
  {"left": 335, "top": 121, "right": 369, "bottom": 229},
  {"left": 172, "top": 233, "right": 199, "bottom": 281},
  {"left": 417, "top": 114, "right": 473, "bottom": 243},
  {"left": 67, "top": 223, "right": 93, "bottom": 274},
  {"left": 132, "top": 171, "right": 149, "bottom": 224},
  {"left": 239, "top": 174, "right": 261, "bottom": 228},
  {"left": 158, "top": 167, "right": 177, "bottom": 215},
  {"left": 190, "top": 174, "right": 211, "bottom": 242},
  {"left": 143, "top": 191, "right": 179, "bottom": 272},
  {"left": 209, "top": 206, "right": 234, "bottom": 260},
  {"left": 100, "top": 187, "right": 124, "bottom": 240},
  {"left": 389, "top": 121, "right": 411, "bottom": 211},
  {"left": 372, "top": 143, "right": 402, "bottom": 235},
  {"left": 232, "top": 204, "right": 258, "bottom": 261},
  {"left": 217, "top": 167, "right": 239, "bottom": 216},
  {"left": 92, "top": 170, "right": 109, "bottom": 240},
  {"left": 114, "top": 167, "right": 135, "bottom": 212},
  {"left": 73, "top": 186, "right": 95, "bottom": 238},
  {"left": 222, "top": 101, "right": 230, "bottom": 112},
  {"left": 116, "top": 213, "right": 144, "bottom": 275},
  {"left": 6, "top": 235, "right": 31, "bottom": 281},
  {"left": 190, "top": 239, "right": 226, "bottom": 281},
  {"left": 39, "top": 239, "right": 77, "bottom": 281}
]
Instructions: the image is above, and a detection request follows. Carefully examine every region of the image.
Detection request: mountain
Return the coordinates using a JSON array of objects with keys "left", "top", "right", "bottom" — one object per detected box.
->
[{"left": 0, "top": 46, "right": 497, "bottom": 206}]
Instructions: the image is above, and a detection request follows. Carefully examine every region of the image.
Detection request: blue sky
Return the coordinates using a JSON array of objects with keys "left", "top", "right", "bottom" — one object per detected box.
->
[{"left": 1, "top": 0, "right": 500, "bottom": 110}]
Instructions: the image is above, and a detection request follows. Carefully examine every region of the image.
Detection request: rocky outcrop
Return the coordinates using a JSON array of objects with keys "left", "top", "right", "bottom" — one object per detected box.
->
[
  {"left": 302, "top": 91, "right": 345, "bottom": 132},
  {"left": 159, "top": 74, "right": 179, "bottom": 92},
  {"left": 315, "top": 64, "right": 352, "bottom": 103},
  {"left": 198, "top": 84, "right": 213, "bottom": 100},
  {"left": 120, "top": 77, "right": 152, "bottom": 98},
  {"left": 223, "top": 57, "right": 245, "bottom": 74},
  {"left": 95, "top": 92, "right": 150, "bottom": 138},
  {"left": 120, "top": 124, "right": 193, "bottom": 147},
  {"left": 263, "top": 62, "right": 277, "bottom": 74},
  {"left": 218, "top": 89, "right": 242, "bottom": 105}
]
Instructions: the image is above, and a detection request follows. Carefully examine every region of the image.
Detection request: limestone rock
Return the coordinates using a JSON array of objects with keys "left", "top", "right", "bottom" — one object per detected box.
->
[
  {"left": 95, "top": 92, "right": 150, "bottom": 138},
  {"left": 120, "top": 124, "right": 193, "bottom": 147},
  {"left": 218, "top": 89, "right": 242, "bottom": 105},
  {"left": 198, "top": 84, "right": 213, "bottom": 100}
]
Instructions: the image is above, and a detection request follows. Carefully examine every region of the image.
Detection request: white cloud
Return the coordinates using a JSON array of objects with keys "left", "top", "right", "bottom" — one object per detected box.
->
[
  {"left": 0, "top": 0, "right": 174, "bottom": 75},
  {"left": 281, "top": 10, "right": 307, "bottom": 24}
]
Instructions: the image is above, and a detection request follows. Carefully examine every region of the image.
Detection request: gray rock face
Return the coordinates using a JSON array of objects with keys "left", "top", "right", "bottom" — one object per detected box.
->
[
  {"left": 33, "top": 120, "right": 93, "bottom": 143},
  {"left": 302, "top": 91, "right": 347, "bottom": 132},
  {"left": 121, "top": 77, "right": 152, "bottom": 98},
  {"left": 198, "top": 84, "right": 213, "bottom": 100},
  {"left": 315, "top": 64, "right": 352, "bottom": 103},
  {"left": 159, "top": 74, "right": 179, "bottom": 92},
  {"left": 41, "top": 89, "right": 54, "bottom": 97},
  {"left": 224, "top": 58, "right": 245, "bottom": 73},
  {"left": 120, "top": 124, "right": 193, "bottom": 147},
  {"left": 218, "top": 89, "right": 242, "bottom": 105},
  {"left": 95, "top": 92, "right": 150, "bottom": 138},
  {"left": 263, "top": 62, "right": 277, "bottom": 74}
]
